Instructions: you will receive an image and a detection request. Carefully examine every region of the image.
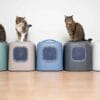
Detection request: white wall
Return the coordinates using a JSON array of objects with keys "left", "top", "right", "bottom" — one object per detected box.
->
[{"left": 0, "top": 0, "right": 100, "bottom": 44}]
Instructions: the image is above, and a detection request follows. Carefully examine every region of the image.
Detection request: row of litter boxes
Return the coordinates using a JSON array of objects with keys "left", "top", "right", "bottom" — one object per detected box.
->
[{"left": 0, "top": 39, "right": 100, "bottom": 71}]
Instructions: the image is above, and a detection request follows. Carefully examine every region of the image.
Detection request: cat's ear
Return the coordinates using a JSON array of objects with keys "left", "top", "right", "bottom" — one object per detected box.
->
[
  {"left": 64, "top": 15, "right": 67, "bottom": 22},
  {"left": 64, "top": 15, "right": 67, "bottom": 18},
  {"left": 23, "top": 17, "right": 25, "bottom": 19},
  {"left": 16, "top": 16, "right": 19, "bottom": 18},
  {"left": 71, "top": 15, "right": 73, "bottom": 18},
  {"left": 16, "top": 16, "right": 18, "bottom": 19}
]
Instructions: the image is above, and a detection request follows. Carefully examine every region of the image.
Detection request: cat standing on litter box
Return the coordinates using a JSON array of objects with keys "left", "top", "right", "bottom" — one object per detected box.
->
[
  {"left": 16, "top": 16, "right": 32, "bottom": 42},
  {"left": 0, "top": 24, "right": 6, "bottom": 41},
  {"left": 65, "top": 15, "right": 92, "bottom": 41}
]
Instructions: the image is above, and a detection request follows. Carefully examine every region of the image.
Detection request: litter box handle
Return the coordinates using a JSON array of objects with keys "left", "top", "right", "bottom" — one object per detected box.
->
[{"left": 44, "top": 39, "right": 57, "bottom": 43}]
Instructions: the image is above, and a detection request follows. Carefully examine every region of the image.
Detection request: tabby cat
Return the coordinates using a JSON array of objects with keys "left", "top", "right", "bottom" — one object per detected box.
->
[
  {"left": 16, "top": 16, "right": 32, "bottom": 42},
  {"left": 0, "top": 24, "right": 6, "bottom": 41},
  {"left": 65, "top": 15, "right": 92, "bottom": 41}
]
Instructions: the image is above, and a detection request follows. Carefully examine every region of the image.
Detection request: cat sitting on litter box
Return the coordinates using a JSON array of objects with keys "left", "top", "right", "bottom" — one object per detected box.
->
[
  {"left": 16, "top": 16, "right": 32, "bottom": 42},
  {"left": 0, "top": 24, "right": 6, "bottom": 41},
  {"left": 65, "top": 15, "right": 92, "bottom": 41}
]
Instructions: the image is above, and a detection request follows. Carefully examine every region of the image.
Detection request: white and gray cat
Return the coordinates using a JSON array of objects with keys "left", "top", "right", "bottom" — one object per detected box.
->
[{"left": 16, "top": 16, "right": 32, "bottom": 42}]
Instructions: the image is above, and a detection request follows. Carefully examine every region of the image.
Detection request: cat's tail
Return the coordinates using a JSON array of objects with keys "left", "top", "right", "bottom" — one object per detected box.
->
[
  {"left": 83, "top": 38, "right": 92, "bottom": 42},
  {"left": 87, "top": 38, "right": 92, "bottom": 42},
  {"left": 28, "top": 24, "right": 32, "bottom": 27}
]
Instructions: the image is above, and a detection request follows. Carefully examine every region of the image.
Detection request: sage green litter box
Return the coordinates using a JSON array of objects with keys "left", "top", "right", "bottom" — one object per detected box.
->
[{"left": 0, "top": 42, "right": 8, "bottom": 71}]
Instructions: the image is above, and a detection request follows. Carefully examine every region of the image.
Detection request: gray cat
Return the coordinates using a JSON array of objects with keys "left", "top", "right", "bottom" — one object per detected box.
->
[{"left": 65, "top": 15, "right": 92, "bottom": 41}]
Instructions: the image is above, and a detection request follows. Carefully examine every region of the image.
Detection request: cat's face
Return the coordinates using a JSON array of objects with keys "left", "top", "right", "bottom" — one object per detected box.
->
[
  {"left": 65, "top": 15, "right": 74, "bottom": 27},
  {"left": 16, "top": 16, "right": 25, "bottom": 24}
]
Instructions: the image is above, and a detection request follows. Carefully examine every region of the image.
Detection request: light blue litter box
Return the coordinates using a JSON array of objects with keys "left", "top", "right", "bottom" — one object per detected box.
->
[{"left": 36, "top": 40, "right": 63, "bottom": 71}]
